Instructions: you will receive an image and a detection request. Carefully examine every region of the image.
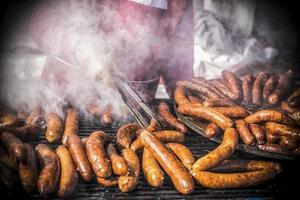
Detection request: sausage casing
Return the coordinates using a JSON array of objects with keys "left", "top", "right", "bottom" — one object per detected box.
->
[
  {"left": 235, "top": 119, "right": 255, "bottom": 146},
  {"left": 205, "top": 122, "right": 221, "bottom": 138},
  {"left": 241, "top": 75, "right": 253, "bottom": 103},
  {"left": 45, "top": 112, "right": 63, "bottom": 143},
  {"left": 107, "top": 143, "right": 127, "bottom": 176},
  {"left": 62, "top": 108, "right": 79, "bottom": 146},
  {"left": 252, "top": 72, "right": 269, "bottom": 105},
  {"left": 249, "top": 124, "right": 266, "bottom": 145},
  {"left": 165, "top": 143, "right": 195, "bottom": 170},
  {"left": 116, "top": 123, "right": 141, "bottom": 148}
]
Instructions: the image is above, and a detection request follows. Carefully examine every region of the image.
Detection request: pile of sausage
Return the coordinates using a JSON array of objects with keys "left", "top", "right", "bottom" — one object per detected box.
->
[{"left": 175, "top": 69, "right": 300, "bottom": 156}]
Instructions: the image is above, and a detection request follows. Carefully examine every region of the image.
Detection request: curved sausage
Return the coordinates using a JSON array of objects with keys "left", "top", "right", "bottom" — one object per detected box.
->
[
  {"left": 139, "top": 130, "right": 194, "bottom": 194},
  {"left": 235, "top": 119, "right": 255, "bottom": 146},
  {"left": 249, "top": 124, "right": 266, "bottom": 145},
  {"left": 55, "top": 145, "right": 78, "bottom": 198},
  {"left": 0, "top": 114, "right": 22, "bottom": 128},
  {"left": 147, "top": 118, "right": 162, "bottom": 132},
  {"left": 35, "top": 144, "right": 60, "bottom": 196},
  {"left": 265, "top": 122, "right": 300, "bottom": 140},
  {"left": 102, "top": 103, "right": 113, "bottom": 126},
  {"left": 142, "top": 148, "right": 164, "bottom": 188},
  {"left": 222, "top": 70, "right": 242, "bottom": 100},
  {"left": 210, "top": 79, "right": 238, "bottom": 101},
  {"left": 258, "top": 144, "right": 292, "bottom": 155},
  {"left": 178, "top": 104, "right": 233, "bottom": 130},
  {"left": 188, "top": 95, "right": 203, "bottom": 104},
  {"left": 86, "top": 131, "right": 111, "bottom": 178},
  {"left": 116, "top": 123, "right": 141, "bottom": 148},
  {"left": 263, "top": 74, "right": 279, "bottom": 100},
  {"left": 1, "top": 132, "right": 27, "bottom": 163},
  {"left": 18, "top": 143, "right": 38, "bottom": 193},
  {"left": 174, "top": 86, "right": 191, "bottom": 106},
  {"left": 67, "top": 134, "right": 93, "bottom": 181},
  {"left": 268, "top": 70, "right": 293, "bottom": 105},
  {"left": 205, "top": 122, "right": 221, "bottom": 138},
  {"left": 118, "top": 148, "right": 140, "bottom": 192},
  {"left": 158, "top": 102, "right": 188, "bottom": 134},
  {"left": 107, "top": 143, "right": 127, "bottom": 176},
  {"left": 252, "top": 72, "right": 269, "bottom": 105},
  {"left": 96, "top": 177, "right": 118, "bottom": 187},
  {"left": 45, "top": 112, "right": 63, "bottom": 143},
  {"left": 241, "top": 75, "right": 253, "bottom": 103},
  {"left": 130, "top": 130, "right": 185, "bottom": 152},
  {"left": 279, "top": 136, "right": 298, "bottom": 150},
  {"left": 62, "top": 108, "right": 79, "bottom": 146},
  {"left": 192, "top": 128, "right": 238, "bottom": 171},
  {"left": 244, "top": 110, "right": 296, "bottom": 127},
  {"left": 213, "top": 106, "right": 249, "bottom": 118},
  {"left": 165, "top": 143, "right": 195, "bottom": 170}
]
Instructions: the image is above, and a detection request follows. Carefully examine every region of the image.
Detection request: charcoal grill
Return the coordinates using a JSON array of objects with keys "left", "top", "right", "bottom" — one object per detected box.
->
[{"left": 1, "top": 100, "right": 299, "bottom": 199}]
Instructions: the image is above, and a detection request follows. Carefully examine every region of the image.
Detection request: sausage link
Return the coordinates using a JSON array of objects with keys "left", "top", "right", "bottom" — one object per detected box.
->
[
  {"left": 249, "top": 124, "right": 266, "bottom": 145},
  {"left": 25, "top": 107, "right": 45, "bottom": 126},
  {"left": 266, "top": 131, "right": 279, "bottom": 144},
  {"left": 0, "top": 114, "right": 22, "bottom": 128},
  {"left": 107, "top": 143, "right": 127, "bottom": 176},
  {"left": 55, "top": 145, "right": 78, "bottom": 198},
  {"left": 147, "top": 118, "right": 162, "bottom": 132},
  {"left": 86, "top": 131, "right": 111, "bottom": 178},
  {"left": 244, "top": 110, "right": 296, "bottom": 127},
  {"left": 263, "top": 74, "right": 279, "bottom": 100},
  {"left": 35, "top": 144, "right": 60, "bottom": 196},
  {"left": 210, "top": 79, "right": 238, "bottom": 101},
  {"left": 281, "top": 101, "right": 297, "bottom": 113},
  {"left": 205, "top": 122, "right": 221, "bottom": 138},
  {"left": 236, "top": 119, "right": 256, "bottom": 146},
  {"left": 96, "top": 177, "right": 118, "bottom": 187},
  {"left": 192, "top": 128, "right": 238, "bottom": 171},
  {"left": 67, "top": 134, "right": 93, "bottom": 181},
  {"left": 62, "top": 108, "right": 79, "bottom": 146},
  {"left": 116, "top": 123, "right": 141, "bottom": 148},
  {"left": 213, "top": 106, "right": 249, "bottom": 118},
  {"left": 178, "top": 104, "right": 233, "bottom": 130},
  {"left": 174, "top": 86, "right": 191, "bottom": 106},
  {"left": 188, "top": 95, "right": 203, "bottom": 104},
  {"left": 7, "top": 124, "right": 41, "bottom": 141},
  {"left": 222, "top": 70, "right": 242, "bottom": 100},
  {"left": 18, "top": 143, "right": 38, "bottom": 193},
  {"left": 265, "top": 122, "right": 300, "bottom": 140},
  {"left": 102, "top": 103, "right": 113, "bottom": 125},
  {"left": 118, "top": 149, "right": 140, "bottom": 192},
  {"left": 241, "top": 75, "right": 253, "bottom": 103},
  {"left": 252, "top": 72, "right": 269, "bottom": 105},
  {"left": 142, "top": 148, "right": 164, "bottom": 187},
  {"left": 1, "top": 132, "right": 27, "bottom": 163},
  {"left": 258, "top": 144, "right": 292, "bottom": 155},
  {"left": 279, "top": 136, "right": 298, "bottom": 150},
  {"left": 139, "top": 130, "right": 194, "bottom": 194},
  {"left": 165, "top": 143, "right": 195, "bottom": 170},
  {"left": 158, "top": 102, "right": 188, "bottom": 134},
  {"left": 45, "top": 112, "right": 63, "bottom": 143}
]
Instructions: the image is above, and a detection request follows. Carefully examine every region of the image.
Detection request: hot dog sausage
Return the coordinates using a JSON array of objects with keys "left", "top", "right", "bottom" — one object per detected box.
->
[
  {"left": 8, "top": 124, "right": 41, "bottom": 141},
  {"left": 107, "top": 143, "right": 127, "bottom": 176},
  {"left": 165, "top": 143, "right": 195, "bottom": 170},
  {"left": 116, "top": 123, "right": 141, "bottom": 148},
  {"left": 235, "top": 119, "right": 255, "bottom": 146},
  {"left": 45, "top": 112, "right": 63, "bottom": 143},
  {"left": 62, "top": 108, "right": 79, "bottom": 146},
  {"left": 252, "top": 72, "right": 269, "bottom": 105},
  {"left": 55, "top": 145, "right": 78, "bottom": 198},
  {"left": 205, "top": 122, "right": 221, "bottom": 138}
]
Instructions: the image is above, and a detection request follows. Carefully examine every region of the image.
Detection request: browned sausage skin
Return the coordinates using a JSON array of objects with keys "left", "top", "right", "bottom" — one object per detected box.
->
[
  {"left": 86, "top": 131, "right": 111, "bottom": 178},
  {"left": 265, "top": 122, "right": 300, "bottom": 140},
  {"left": 241, "top": 75, "right": 253, "bottom": 103},
  {"left": 62, "top": 108, "right": 79, "bottom": 146},
  {"left": 55, "top": 145, "right": 78, "bottom": 198},
  {"left": 165, "top": 143, "right": 195, "bottom": 170},
  {"left": 222, "top": 70, "right": 242, "bottom": 100},
  {"left": 45, "top": 112, "right": 63, "bottom": 143},
  {"left": 174, "top": 86, "right": 191, "bottom": 106},
  {"left": 35, "top": 144, "right": 60, "bottom": 196},
  {"left": 116, "top": 123, "right": 141, "bottom": 148},
  {"left": 18, "top": 143, "right": 38, "bottom": 193},
  {"left": 205, "top": 122, "right": 221, "bottom": 138},
  {"left": 252, "top": 72, "right": 269, "bottom": 105},
  {"left": 139, "top": 129, "right": 194, "bottom": 194},
  {"left": 235, "top": 119, "right": 255, "bottom": 146},
  {"left": 249, "top": 124, "right": 266, "bottom": 145},
  {"left": 263, "top": 74, "right": 279, "bottom": 101},
  {"left": 142, "top": 148, "right": 164, "bottom": 188},
  {"left": 67, "top": 134, "right": 93, "bottom": 181},
  {"left": 102, "top": 103, "right": 113, "bottom": 125},
  {"left": 107, "top": 143, "right": 127, "bottom": 176},
  {"left": 158, "top": 102, "right": 188, "bottom": 134}
]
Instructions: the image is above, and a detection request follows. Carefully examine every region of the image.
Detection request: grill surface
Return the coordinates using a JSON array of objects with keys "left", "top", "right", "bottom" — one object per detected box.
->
[{"left": 2, "top": 101, "right": 299, "bottom": 199}]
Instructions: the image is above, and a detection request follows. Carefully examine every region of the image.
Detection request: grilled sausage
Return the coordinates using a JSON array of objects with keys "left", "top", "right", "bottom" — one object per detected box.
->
[
  {"left": 258, "top": 144, "right": 292, "bottom": 154},
  {"left": 178, "top": 104, "right": 233, "bottom": 130},
  {"left": 192, "top": 128, "right": 238, "bottom": 171},
  {"left": 266, "top": 131, "right": 279, "bottom": 144},
  {"left": 107, "top": 143, "right": 127, "bottom": 176},
  {"left": 8, "top": 124, "right": 41, "bottom": 141},
  {"left": 35, "top": 144, "right": 60, "bottom": 196},
  {"left": 67, "top": 134, "right": 93, "bottom": 181},
  {"left": 96, "top": 177, "right": 118, "bottom": 187},
  {"left": 142, "top": 148, "right": 164, "bottom": 187},
  {"left": 174, "top": 86, "right": 191, "bottom": 106},
  {"left": 222, "top": 70, "right": 242, "bottom": 100},
  {"left": 249, "top": 124, "right": 266, "bottom": 145},
  {"left": 0, "top": 114, "right": 22, "bottom": 128},
  {"left": 55, "top": 145, "right": 78, "bottom": 198},
  {"left": 165, "top": 143, "right": 195, "bottom": 170},
  {"left": 263, "top": 74, "right": 279, "bottom": 100},
  {"left": 86, "top": 131, "right": 111, "bottom": 178},
  {"left": 45, "top": 112, "right": 63, "bottom": 143},
  {"left": 0, "top": 146, "right": 17, "bottom": 170},
  {"left": 102, "top": 103, "right": 113, "bottom": 125},
  {"left": 191, "top": 162, "right": 282, "bottom": 189},
  {"left": 213, "top": 106, "right": 249, "bottom": 118},
  {"left": 205, "top": 122, "right": 221, "bottom": 138},
  {"left": 241, "top": 75, "right": 253, "bottom": 103},
  {"left": 25, "top": 107, "right": 44, "bottom": 126},
  {"left": 1, "top": 132, "right": 27, "bottom": 163},
  {"left": 268, "top": 70, "right": 293, "bottom": 105},
  {"left": 87, "top": 104, "right": 101, "bottom": 118},
  {"left": 265, "top": 122, "right": 300, "bottom": 140},
  {"left": 116, "top": 123, "right": 141, "bottom": 148},
  {"left": 139, "top": 129, "right": 194, "bottom": 194},
  {"left": 118, "top": 148, "right": 140, "bottom": 192},
  {"left": 158, "top": 102, "right": 188, "bottom": 134},
  {"left": 147, "top": 118, "right": 162, "bottom": 132},
  {"left": 19, "top": 143, "right": 38, "bottom": 193},
  {"left": 279, "top": 136, "right": 298, "bottom": 150},
  {"left": 62, "top": 108, "right": 79, "bottom": 146},
  {"left": 210, "top": 79, "right": 238, "bottom": 101},
  {"left": 252, "top": 72, "right": 269, "bottom": 105},
  {"left": 130, "top": 130, "right": 185, "bottom": 152},
  {"left": 281, "top": 101, "right": 297, "bottom": 113},
  {"left": 244, "top": 110, "right": 296, "bottom": 127},
  {"left": 235, "top": 119, "right": 255, "bottom": 146}
]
